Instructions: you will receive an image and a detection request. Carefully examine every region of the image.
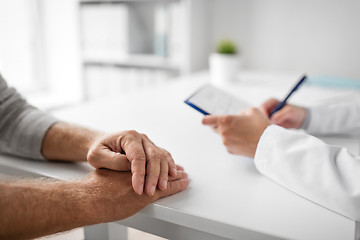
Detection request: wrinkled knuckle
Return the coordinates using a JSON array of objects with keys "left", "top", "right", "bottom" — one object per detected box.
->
[
  {"left": 165, "top": 151, "right": 175, "bottom": 162},
  {"left": 147, "top": 147, "right": 158, "bottom": 157},
  {"left": 135, "top": 154, "right": 146, "bottom": 163},
  {"left": 87, "top": 149, "right": 97, "bottom": 162},
  {"left": 87, "top": 148, "right": 95, "bottom": 159},
  {"left": 147, "top": 172, "right": 160, "bottom": 179},
  {"left": 87, "top": 157, "right": 100, "bottom": 169},
  {"left": 162, "top": 148, "right": 171, "bottom": 156},
  {"left": 127, "top": 130, "right": 139, "bottom": 136},
  {"left": 111, "top": 153, "right": 121, "bottom": 164},
  {"left": 148, "top": 152, "right": 161, "bottom": 164},
  {"left": 165, "top": 151, "right": 172, "bottom": 159},
  {"left": 154, "top": 155, "right": 162, "bottom": 164},
  {"left": 159, "top": 152, "right": 168, "bottom": 161},
  {"left": 87, "top": 156, "right": 96, "bottom": 166}
]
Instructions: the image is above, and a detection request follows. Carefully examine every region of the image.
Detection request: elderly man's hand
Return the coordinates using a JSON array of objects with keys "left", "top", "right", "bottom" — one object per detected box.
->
[
  {"left": 202, "top": 108, "right": 270, "bottom": 158},
  {"left": 0, "top": 165, "right": 189, "bottom": 240},
  {"left": 84, "top": 166, "right": 189, "bottom": 223},
  {"left": 87, "top": 131, "right": 178, "bottom": 196}
]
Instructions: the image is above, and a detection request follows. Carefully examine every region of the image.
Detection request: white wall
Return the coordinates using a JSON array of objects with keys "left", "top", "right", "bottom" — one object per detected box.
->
[
  {"left": 41, "top": 0, "right": 83, "bottom": 101},
  {"left": 211, "top": 0, "right": 360, "bottom": 78},
  {"left": 186, "top": 0, "right": 213, "bottom": 72},
  {"left": 0, "top": 0, "right": 38, "bottom": 91}
]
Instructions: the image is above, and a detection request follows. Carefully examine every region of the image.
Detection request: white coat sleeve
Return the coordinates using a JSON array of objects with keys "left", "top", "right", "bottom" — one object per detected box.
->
[
  {"left": 254, "top": 125, "right": 360, "bottom": 221},
  {"left": 306, "top": 102, "right": 360, "bottom": 136}
]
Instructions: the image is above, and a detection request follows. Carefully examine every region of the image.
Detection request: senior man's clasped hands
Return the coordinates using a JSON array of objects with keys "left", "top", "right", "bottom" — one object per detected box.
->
[{"left": 87, "top": 130, "right": 178, "bottom": 196}]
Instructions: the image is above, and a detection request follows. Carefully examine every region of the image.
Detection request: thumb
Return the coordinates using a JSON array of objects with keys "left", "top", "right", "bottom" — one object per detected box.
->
[
  {"left": 88, "top": 147, "right": 131, "bottom": 171},
  {"left": 261, "top": 99, "right": 280, "bottom": 117}
]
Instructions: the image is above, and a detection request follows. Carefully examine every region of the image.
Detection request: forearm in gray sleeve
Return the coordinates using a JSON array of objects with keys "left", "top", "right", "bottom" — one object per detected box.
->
[{"left": 0, "top": 75, "right": 58, "bottom": 160}]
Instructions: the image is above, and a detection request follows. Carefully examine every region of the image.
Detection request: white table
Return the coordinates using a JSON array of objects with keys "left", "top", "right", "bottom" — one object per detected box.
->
[{"left": 1, "top": 71, "right": 360, "bottom": 240}]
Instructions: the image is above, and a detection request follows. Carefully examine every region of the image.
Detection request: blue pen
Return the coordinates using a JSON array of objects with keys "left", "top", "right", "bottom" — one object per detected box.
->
[{"left": 269, "top": 75, "right": 307, "bottom": 117}]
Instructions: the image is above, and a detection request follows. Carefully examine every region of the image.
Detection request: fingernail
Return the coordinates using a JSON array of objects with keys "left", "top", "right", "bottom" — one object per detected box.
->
[
  {"left": 162, "top": 180, "right": 167, "bottom": 189},
  {"left": 138, "top": 184, "right": 143, "bottom": 195},
  {"left": 150, "top": 185, "right": 156, "bottom": 196},
  {"left": 173, "top": 167, "right": 178, "bottom": 175}
]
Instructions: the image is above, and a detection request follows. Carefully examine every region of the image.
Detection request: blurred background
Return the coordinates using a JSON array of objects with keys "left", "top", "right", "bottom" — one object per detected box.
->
[
  {"left": 0, "top": 0, "right": 359, "bottom": 111},
  {"left": 1, "top": 0, "right": 359, "bottom": 239}
]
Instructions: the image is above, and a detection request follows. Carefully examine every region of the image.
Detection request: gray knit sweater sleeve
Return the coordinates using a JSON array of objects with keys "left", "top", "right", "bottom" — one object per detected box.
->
[{"left": 0, "top": 74, "right": 58, "bottom": 160}]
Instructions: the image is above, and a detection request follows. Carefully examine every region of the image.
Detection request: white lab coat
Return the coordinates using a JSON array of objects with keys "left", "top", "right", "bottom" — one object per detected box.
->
[{"left": 254, "top": 102, "right": 360, "bottom": 221}]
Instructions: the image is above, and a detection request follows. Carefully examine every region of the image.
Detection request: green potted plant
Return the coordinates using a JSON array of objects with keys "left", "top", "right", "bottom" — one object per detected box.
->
[{"left": 209, "top": 39, "right": 241, "bottom": 86}]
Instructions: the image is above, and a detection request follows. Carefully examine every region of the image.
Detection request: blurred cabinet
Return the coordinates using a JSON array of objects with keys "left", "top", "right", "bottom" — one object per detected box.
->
[{"left": 78, "top": 0, "right": 210, "bottom": 99}]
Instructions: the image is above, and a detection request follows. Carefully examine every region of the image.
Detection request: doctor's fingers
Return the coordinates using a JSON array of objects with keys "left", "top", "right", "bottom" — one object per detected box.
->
[
  {"left": 260, "top": 98, "right": 280, "bottom": 115},
  {"left": 270, "top": 106, "right": 294, "bottom": 125},
  {"left": 202, "top": 115, "right": 220, "bottom": 126},
  {"left": 204, "top": 115, "right": 245, "bottom": 133}
]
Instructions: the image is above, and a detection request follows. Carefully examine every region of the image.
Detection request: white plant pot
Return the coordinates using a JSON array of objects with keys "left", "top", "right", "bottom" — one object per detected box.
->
[{"left": 209, "top": 53, "right": 240, "bottom": 86}]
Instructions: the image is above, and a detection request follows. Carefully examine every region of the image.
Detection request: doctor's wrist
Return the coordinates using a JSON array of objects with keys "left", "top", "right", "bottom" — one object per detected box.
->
[{"left": 300, "top": 108, "right": 311, "bottom": 130}]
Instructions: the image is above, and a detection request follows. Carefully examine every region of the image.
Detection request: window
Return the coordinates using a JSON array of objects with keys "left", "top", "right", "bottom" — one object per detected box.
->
[
  {"left": 0, "top": 0, "right": 44, "bottom": 94},
  {"left": 0, "top": 0, "right": 83, "bottom": 111}
]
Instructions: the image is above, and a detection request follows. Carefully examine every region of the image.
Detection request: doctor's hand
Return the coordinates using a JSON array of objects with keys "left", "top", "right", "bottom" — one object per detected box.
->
[
  {"left": 260, "top": 98, "right": 307, "bottom": 129},
  {"left": 202, "top": 108, "right": 270, "bottom": 158},
  {"left": 87, "top": 130, "right": 178, "bottom": 196}
]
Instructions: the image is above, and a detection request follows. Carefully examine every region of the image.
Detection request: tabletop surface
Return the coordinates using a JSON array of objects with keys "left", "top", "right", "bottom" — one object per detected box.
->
[{"left": 1, "top": 71, "right": 360, "bottom": 240}]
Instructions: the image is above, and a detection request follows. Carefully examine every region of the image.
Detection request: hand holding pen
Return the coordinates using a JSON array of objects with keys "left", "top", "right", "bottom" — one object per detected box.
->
[
  {"left": 260, "top": 75, "right": 308, "bottom": 129},
  {"left": 269, "top": 75, "right": 307, "bottom": 117}
]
